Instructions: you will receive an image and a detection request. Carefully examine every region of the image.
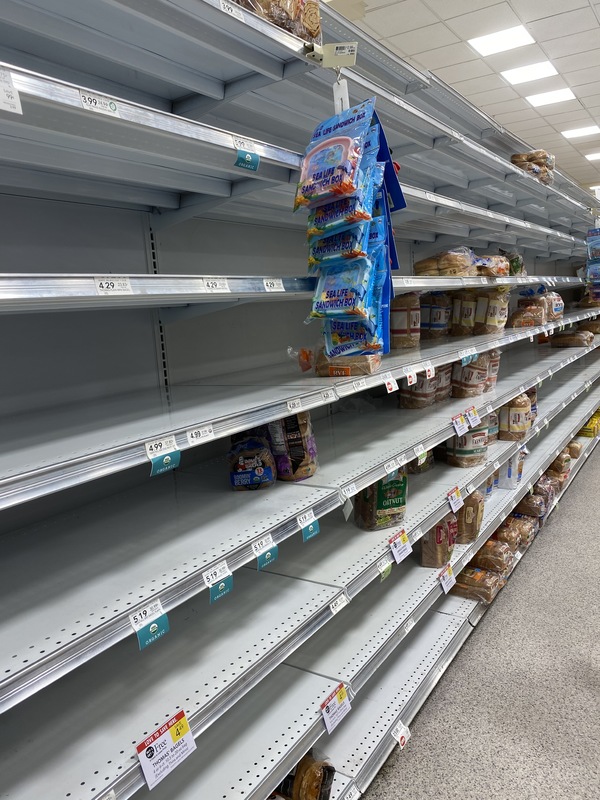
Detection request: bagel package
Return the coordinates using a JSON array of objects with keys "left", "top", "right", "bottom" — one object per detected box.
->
[{"left": 229, "top": 436, "right": 277, "bottom": 491}]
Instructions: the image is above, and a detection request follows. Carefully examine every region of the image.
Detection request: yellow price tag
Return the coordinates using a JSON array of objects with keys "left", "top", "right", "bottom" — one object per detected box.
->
[
  {"left": 170, "top": 716, "right": 191, "bottom": 742},
  {"left": 336, "top": 685, "right": 348, "bottom": 703},
  {"left": 400, "top": 532, "right": 409, "bottom": 545}
]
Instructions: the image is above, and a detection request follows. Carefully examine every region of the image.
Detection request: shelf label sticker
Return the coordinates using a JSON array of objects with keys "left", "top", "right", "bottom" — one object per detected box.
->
[
  {"left": 377, "top": 555, "right": 393, "bottom": 581},
  {"left": 204, "top": 277, "right": 230, "bottom": 293},
  {"left": 414, "top": 443, "right": 426, "bottom": 458},
  {"left": 145, "top": 436, "right": 180, "bottom": 477},
  {"left": 145, "top": 436, "right": 178, "bottom": 458},
  {"left": 391, "top": 721, "right": 411, "bottom": 749},
  {"left": 423, "top": 360, "right": 435, "bottom": 379},
  {"left": 405, "top": 618, "right": 416, "bottom": 635},
  {"left": 252, "top": 534, "right": 278, "bottom": 570},
  {"left": 466, "top": 483, "right": 476, "bottom": 495},
  {"left": 438, "top": 562, "right": 456, "bottom": 594},
  {"left": 80, "top": 90, "right": 120, "bottom": 117},
  {"left": 452, "top": 413, "right": 469, "bottom": 436},
  {"left": 514, "top": 550, "right": 523, "bottom": 561},
  {"left": 382, "top": 371, "right": 399, "bottom": 393},
  {"left": 447, "top": 486, "right": 463, "bottom": 513},
  {"left": 384, "top": 458, "right": 399, "bottom": 475},
  {"left": 136, "top": 710, "right": 196, "bottom": 790},
  {"left": 352, "top": 378, "right": 367, "bottom": 392},
  {"left": 234, "top": 149, "right": 260, "bottom": 171},
  {"left": 519, "top": 385, "right": 525, "bottom": 394},
  {"left": 330, "top": 592, "right": 349, "bottom": 615},
  {"left": 0, "top": 67, "right": 22, "bottom": 114},
  {"left": 100, "top": 792, "right": 116, "bottom": 800},
  {"left": 321, "top": 682, "right": 352, "bottom": 734},
  {"left": 486, "top": 404, "right": 494, "bottom": 414},
  {"left": 343, "top": 786, "right": 360, "bottom": 800},
  {"left": 465, "top": 406, "right": 481, "bottom": 428},
  {"left": 493, "top": 460, "right": 500, "bottom": 470},
  {"left": 203, "top": 561, "right": 233, "bottom": 602},
  {"left": 220, "top": 0, "right": 245, "bottom": 20},
  {"left": 263, "top": 278, "right": 285, "bottom": 292},
  {"left": 389, "top": 529, "right": 412, "bottom": 564},
  {"left": 302, "top": 519, "right": 320, "bottom": 542},
  {"left": 342, "top": 483, "right": 358, "bottom": 499},
  {"left": 287, "top": 397, "right": 303, "bottom": 413},
  {"left": 417, "top": 450, "right": 428, "bottom": 466},
  {"left": 297, "top": 509, "right": 315, "bottom": 529},
  {"left": 129, "top": 599, "right": 169, "bottom": 650},
  {"left": 186, "top": 424, "right": 215, "bottom": 447},
  {"left": 321, "top": 388, "right": 336, "bottom": 403},
  {"left": 402, "top": 366, "right": 417, "bottom": 385},
  {"left": 94, "top": 275, "right": 133, "bottom": 295},
  {"left": 458, "top": 347, "right": 476, "bottom": 365}
]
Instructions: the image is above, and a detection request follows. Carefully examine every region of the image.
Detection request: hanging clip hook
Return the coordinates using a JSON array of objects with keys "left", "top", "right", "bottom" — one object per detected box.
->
[{"left": 335, "top": 66, "right": 342, "bottom": 84}]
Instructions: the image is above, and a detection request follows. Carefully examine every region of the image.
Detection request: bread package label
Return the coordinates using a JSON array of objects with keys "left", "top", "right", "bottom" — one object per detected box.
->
[
  {"left": 354, "top": 470, "right": 407, "bottom": 530},
  {"left": 229, "top": 437, "right": 276, "bottom": 490},
  {"left": 268, "top": 412, "right": 318, "bottom": 481},
  {"left": 499, "top": 405, "right": 529, "bottom": 433}
]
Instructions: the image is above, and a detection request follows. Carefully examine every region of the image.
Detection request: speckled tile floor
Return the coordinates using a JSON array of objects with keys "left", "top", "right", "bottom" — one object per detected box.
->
[{"left": 363, "top": 449, "right": 600, "bottom": 800}]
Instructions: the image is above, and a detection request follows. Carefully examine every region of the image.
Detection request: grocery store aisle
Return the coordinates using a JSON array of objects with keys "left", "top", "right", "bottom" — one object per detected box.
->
[{"left": 364, "top": 451, "right": 600, "bottom": 800}]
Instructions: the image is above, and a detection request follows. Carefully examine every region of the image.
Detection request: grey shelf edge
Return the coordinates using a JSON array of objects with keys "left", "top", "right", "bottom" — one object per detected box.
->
[{"left": 392, "top": 274, "right": 584, "bottom": 294}]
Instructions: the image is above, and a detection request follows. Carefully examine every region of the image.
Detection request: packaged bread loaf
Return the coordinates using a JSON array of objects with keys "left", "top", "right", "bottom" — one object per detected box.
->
[
  {"left": 390, "top": 292, "right": 420, "bottom": 349},
  {"left": 268, "top": 411, "right": 318, "bottom": 482},
  {"left": 450, "top": 291, "right": 477, "bottom": 336},
  {"left": 446, "top": 421, "right": 488, "bottom": 468},
  {"left": 407, "top": 450, "right": 434, "bottom": 473},
  {"left": 545, "top": 468, "right": 567, "bottom": 490},
  {"left": 567, "top": 440, "right": 583, "bottom": 458},
  {"left": 420, "top": 292, "right": 451, "bottom": 338},
  {"left": 471, "top": 540, "right": 514, "bottom": 572},
  {"left": 413, "top": 255, "right": 439, "bottom": 276},
  {"left": 499, "top": 393, "right": 531, "bottom": 441},
  {"left": 485, "top": 349, "right": 501, "bottom": 392},
  {"left": 451, "top": 567, "right": 504, "bottom": 604},
  {"left": 315, "top": 348, "right": 381, "bottom": 376},
  {"left": 492, "top": 523, "right": 521, "bottom": 553},
  {"left": 533, "top": 476, "right": 556, "bottom": 508},
  {"left": 545, "top": 291, "right": 564, "bottom": 320},
  {"left": 487, "top": 410, "right": 499, "bottom": 442},
  {"left": 508, "top": 307, "right": 545, "bottom": 328},
  {"left": 275, "top": 750, "right": 335, "bottom": 800},
  {"left": 420, "top": 512, "right": 457, "bottom": 568},
  {"left": 474, "top": 290, "right": 510, "bottom": 335},
  {"left": 399, "top": 373, "right": 437, "bottom": 408},
  {"left": 435, "top": 363, "right": 452, "bottom": 401},
  {"left": 473, "top": 255, "right": 510, "bottom": 277},
  {"left": 517, "top": 296, "right": 548, "bottom": 324},
  {"left": 229, "top": 436, "right": 277, "bottom": 490},
  {"left": 526, "top": 386, "right": 537, "bottom": 421},
  {"left": 551, "top": 330, "right": 594, "bottom": 348},
  {"left": 578, "top": 291, "right": 600, "bottom": 308},
  {"left": 438, "top": 246, "right": 475, "bottom": 276},
  {"left": 500, "top": 249, "right": 525, "bottom": 276},
  {"left": 578, "top": 319, "right": 600, "bottom": 334},
  {"left": 456, "top": 490, "right": 485, "bottom": 543},
  {"left": 498, "top": 454, "right": 520, "bottom": 489},
  {"left": 484, "top": 473, "right": 494, "bottom": 500},
  {"left": 511, "top": 512, "right": 539, "bottom": 539},
  {"left": 451, "top": 353, "right": 489, "bottom": 398},
  {"left": 501, "top": 515, "right": 535, "bottom": 547},
  {"left": 515, "top": 493, "right": 546, "bottom": 518},
  {"left": 354, "top": 467, "right": 407, "bottom": 531},
  {"left": 550, "top": 450, "right": 571, "bottom": 473}
]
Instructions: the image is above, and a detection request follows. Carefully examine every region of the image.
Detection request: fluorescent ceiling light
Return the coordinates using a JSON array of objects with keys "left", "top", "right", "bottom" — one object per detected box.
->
[
  {"left": 468, "top": 25, "right": 534, "bottom": 57},
  {"left": 501, "top": 61, "right": 557, "bottom": 85},
  {"left": 585, "top": 153, "right": 600, "bottom": 161},
  {"left": 526, "top": 88, "right": 575, "bottom": 107},
  {"left": 562, "top": 125, "right": 600, "bottom": 139}
]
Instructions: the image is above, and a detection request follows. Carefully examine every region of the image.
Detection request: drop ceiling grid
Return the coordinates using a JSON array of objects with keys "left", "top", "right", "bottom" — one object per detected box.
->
[{"left": 328, "top": 0, "right": 600, "bottom": 189}]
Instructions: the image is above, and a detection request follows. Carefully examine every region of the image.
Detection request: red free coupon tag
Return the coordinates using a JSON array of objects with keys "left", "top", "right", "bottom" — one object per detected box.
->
[
  {"left": 136, "top": 710, "right": 196, "bottom": 789},
  {"left": 321, "top": 682, "right": 351, "bottom": 734}
]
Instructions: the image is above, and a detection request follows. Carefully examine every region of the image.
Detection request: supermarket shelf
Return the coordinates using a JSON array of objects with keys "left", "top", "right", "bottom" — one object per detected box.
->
[
  {"left": 0, "top": 273, "right": 315, "bottom": 314},
  {"left": 392, "top": 274, "right": 583, "bottom": 294},
  {"left": 2, "top": 308, "right": 598, "bottom": 511}
]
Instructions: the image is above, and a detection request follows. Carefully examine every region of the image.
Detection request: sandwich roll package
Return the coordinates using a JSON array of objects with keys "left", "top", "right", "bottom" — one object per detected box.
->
[
  {"left": 514, "top": 493, "right": 547, "bottom": 518},
  {"left": 456, "top": 490, "right": 485, "bottom": 543},
  {"left": 354, "top": 467, "right": 408, "bottom": 531},
  {"left": 413, "top": 255, "right": 440, "bottom": 276},
  {"left": 451, "top": 353, "right": 489, "bottom": 398},
  {"left": 471, "top": 540, "right": 514, "bottom": 573},
  {"left": 268, "top": 411, "right": 318, "bottom": 482},
  {"left": 390, "top": 292, "right": 420, "bottom": 349},
  {"left": 473, "top": 290, "right": 510, "bottom": 335},
  {"left": 485, "top": 349, "right": 502, "bottom": 392},
  {"left": 450, "top": 290, "right": 477, "bottom": 336},
  {"left": 420, "top": 292, "right": 451, "bottom": 338},
  {"left": 451, "top": 567, "right": 505, "bottom": 604},
  {"left": 498, "top": 393, "right": 531, "bottom": 441},
  {"left": 272, "top": 749, "right": 335, "bottom": 800},
  {"left": 435, "top": 363, "right": 453, "bottom": 401},
  {"left": 551, "top": 330, "right": 594, "bottom": 348},
  {"left": 229, "top": 436, "right": 277, "bottom": 491},
  {"left": 446, "top": 421, "right": 488, "bottom": 468},
  {"left": 420, "top": 512, "right": 457, "bottom": 568}
]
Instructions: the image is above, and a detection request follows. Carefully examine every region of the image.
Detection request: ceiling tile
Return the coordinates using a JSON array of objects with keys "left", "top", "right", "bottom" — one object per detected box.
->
[
  {"left": 483, "top": 44, "right": 548, "bottom": 73},
  {"left": 385, "top": 23, "right": 459, "bottom": 55},
  {"left": 364, "top": 0, "right": 438, "bottom": 37},
  {"left": 509, "top": 0, "right": 589, "bottom": 24},
  {"left": 410, "top": 42, "right": 479, "bottom": 69},
  {"left": 542, "top": 109, "right": 593, "bottom": 125},
  {"left": 553, "top": 49, "right": 600, "bottom": 75},
  {"left": 419, "top": 0, "right": 499, "bottom": 18},
  {"left": 573, "top": 81, "right": 600, "bottom": 98},
  {"left": 451, "top": 74, "right": 506, "bottom": 95},
  {"left": 526, "top": 7, "right": 597, "bottom": 42},
  {"left": 482, "top": 98, "right": 531, "bottom": 114},
  {"left": 435, "top": 59, "right": 494, "bottom": 84},
  {"left": 543, "top": 29, "right": 600, "bottom": 60},
  {"left": 493, "top": 108, "right": 542, "bottom": 123},
  {"left": 468, "top": 86, "right": 520, "bottom": 105},
  {"left": 583, "top": 104, "right": 600, "bottom": 117},
  {"left": 444, "top": 2, "right": 521, "bottom": 40},
  {"left": 511, "top": 75, "right": 568, "bottom": 97}
]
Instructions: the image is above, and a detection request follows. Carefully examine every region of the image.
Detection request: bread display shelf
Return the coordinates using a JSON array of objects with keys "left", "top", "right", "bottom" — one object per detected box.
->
[{"left": 393, "top": 274, "right": 583, "bottom": 294}]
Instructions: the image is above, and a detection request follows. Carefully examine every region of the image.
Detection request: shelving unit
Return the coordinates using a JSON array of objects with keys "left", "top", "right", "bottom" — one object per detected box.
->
[{"left": 0, "top": 3, "right": 598, "bottom": 800}]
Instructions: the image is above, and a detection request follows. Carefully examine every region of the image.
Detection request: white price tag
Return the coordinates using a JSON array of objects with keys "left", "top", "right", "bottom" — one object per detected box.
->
[
  {"left": 297, "top": 509, "right": 315, "bottom": 529},
  {"left": 402, "top": 366, "right": 417, "bottom": 385},
  {"left": 384, "top": 458, "right": 399, "bottom": 474},
  {"left": 100, "top": 792, "right": 116, "bottom": 800},
  {"left": 136, "top": 711, "right": 196, "bottom": 790},
  {"left": 330, "top": 592, "right": 349, "bottom": 615},
  {"left": 466, "top": 483, "right": 476, "bottom": 495},
  {"left": 252, "top": 533, "right": 275, "bottom": 557},
  {"left": 129, "top": 599, "right": 165, "bottom": 632},
  {"left": 438, "top": 563, "right": 456, "bottom": 594},
  {"left": 465, "top": 406, "right": 481, "bottom": 428},
  {"left": 414, "top": 443, "right": 426, "bottom": 457},
  {"left": 344, "top": 786, "right": 360, "bottom": 800},
  {"left": 447, "top": 486, "right": 463, "bottom": 512},
  {"left": 452, "top": 413, "right": 469, "bottom": 436},
  {"left": 342, "top": 483, "right": 358, "bottom": 498},
  {"left": 321, "top": 388, "right": 336, "bottom": 403},
  {"left": 202, "top": 560, "right": 231, "bottom": 588},
  {"left": 424, "top": 360, "right": 435, "bottom": 379},
  {"left": 493, "top": 460, "right": 500, "bottom": 470},
  {"left": 405, "top": 618, "right": 416, "bottom": 635},
  {"left": 263, "top": 277, "right": 285, "bottom": 292},
  {"left": 0, "top": 67, "right": 22, "bottom": 114},
  {"left": 377, "top": 555, "right": 393, "bottom": 576},
  {"left": 94, "top": 275, "right": 133, "bottom": 295},
  {"left": 391, "top": 721, "right": 411, "bottom": 749},
  {"left": 353, "top": 378, "right": 367, "bottom": 391},
  {"left": 186, "top": 424, "right": 214, "bottom": 446},
  {"left": 458, "top": 347, "right": 477, "bottom": 360},
  {"left": 145, "top": 436, "right": 178, "bottom": 459},
  {"left": 382, "top": 371, "right": 399, "bottom": 393},
  {"left": 321, "top": 683, "right": 351, "bottom": 734},
  {"left": 220, "top": 0, "right": 245, "bottom": 20},
  {"left": 204, "top": 277, "right": 230, "bottom": 293},
  {"left": 389, "top": 529, "right": 412, "bottom": 564},
  {"left": 287, "top": 398, "right": 303, "bottom": 413},
  {"left": 426, "top": 191, "right": 436, "bottom": 202},
  {"left": 486, "top": 404, "right": 494, "bottom": 414},
  {"left": 80, "top": 90, "right": 120, "bottom": 117},
  {"left": 514, "top": 550, "right": 523, "bottom": 561},
  {"left": 530, "top": 334, "right": 534, "bottom": 343}
]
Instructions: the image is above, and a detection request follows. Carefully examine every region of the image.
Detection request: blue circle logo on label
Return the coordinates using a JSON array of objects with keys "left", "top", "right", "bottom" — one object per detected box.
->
[
  {"left": 218, "top": 582, "right": 226, "bottom": 592},
  {"left": 149, "top": 622, "right": 159, "bottom": 635},
  {"left": 163, "top": 455, "right": 171, "bottom": 466}
]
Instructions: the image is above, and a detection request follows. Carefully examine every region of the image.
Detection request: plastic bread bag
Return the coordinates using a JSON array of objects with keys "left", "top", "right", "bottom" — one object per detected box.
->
[
  {"left": 499, "top": 249, "right": 525, "bottom": 276},
  {"left": 390, "top": 291, "right": 420, "bottom": 349},
  {"left": 526, "top": 386, "right": 537, "bottom": 421},
  {"left": 451, "top": 353, "right": 489, "bottom": 398},
  {"left": 407, "top": 450, "right": 434, "bottom": 473},
  {"left": 456, "top": 490, "right": 485, "bottom": 543},
  {"left": 314, "top": 347, "right": 381, "bottom": 377},
  {"left": 511, "top": 512, "right": 540, "bottom": 539},
  {"left": 267, "top": 412, "right": 318, "bottom": 482},
  {"left": 308, "top": 221, "right": 371, "bottom": 273},
  {"left": 420, "top": 292, "right": 451, "bottom": 339},
  {"left": 438, "top": 246, "right": 475, "bottom": 276},
  {"left": 413, "top": 255, "right": 439, "bottom": 276},
  {"left": 498, "top": 454, "right": 519, "bottom": 489},
  {"left": 545, "top": 291, "right": 564, "bottom": 320},
  {"left": 567, "top": 440, "right": 583, "bottom": 458},
  {"left": 450, "top": 567, "right": 504, "bottom": 604},
  {"left": 235, "top": 1, "right": 323, "bottom": 45},
  {"left": 517, "top": 296, "right": 548, "bottom": 323},
  {"left": 498, "top": 393, "right": 531, "bottom": 441},
  {"left": 294, "top": 97, "right": 376, "bottom": 211},
  {"left": 228, "top": 436, "right": 277, "bottom": 491},
  {"left": 435, "top": 362, "right": 452, "bottom": 401},
  {"left": 485, "top": 349, "right": 501, "bottom": 392},
  {"left": 492, "top": 523, "right": 522, "bottom": 553},
  {"left": 473, "top": 254, "right": 510, "bottom": 277},
  {"left": 354, "top": 467, "right": 407, "bottom": 531},
  {"left": 273, "top": 748, "right": 335, "bottom": 800},
  {"left": 533, "top": 476, "right": 556, "bottom": 508},
  {"left": 450, "top": 290, "right": 477, "bottom": 336},
  {"left": 508, "top": 307, "right": 545, "bottom": 328},
  {"left": 577, "top": 319, "right": 600, "bottom": 334},
  {"left": 487, "top": 411, "right": 499, "bottom": 442},
  {"left": 474, "top": 290, "right": 510, "bottom": 334},
  {"left": 550, "top": 450, "right": 571, "bottom": 473},
  {"left": 538, "top": 166, "right": 554, "bottom": 185},
  {"left": 484, "top": 473, "right": 494, "bottom": 500},
  {"left": 551, "top": 330, "right": 594, "bottom": 347},
  {"left": 471, "top": 539, "right": 514, "bottom": 573},
  {"left": 514, "top": 493, "right": 546, "bottom": 518},
  {"left": 310, "top": 256, "right": 374, "bottom": 321},
  {"left": 399, "top": 371, "right": 437, "bottom": 408},
  {"left": 420, "top": 512, "right": 457, "bottom": 568},
  {"left": 446, "top": 422, "right": 488, "bottom": 468},
  {"left": 545, "top": 468, "right": 568, "bottom": 490}
]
